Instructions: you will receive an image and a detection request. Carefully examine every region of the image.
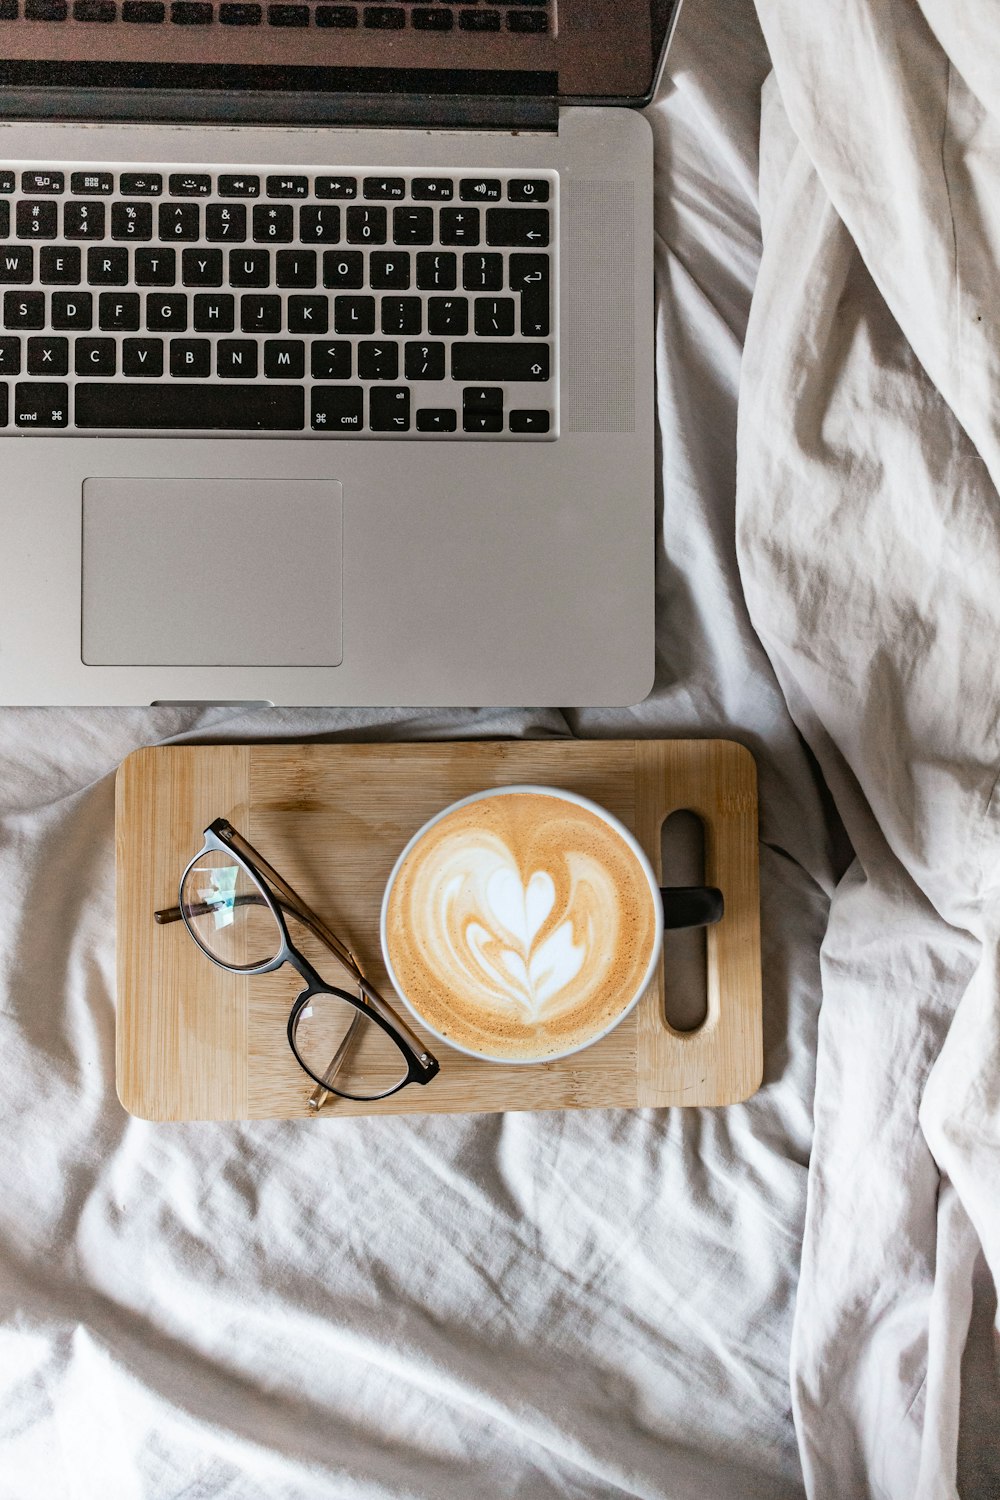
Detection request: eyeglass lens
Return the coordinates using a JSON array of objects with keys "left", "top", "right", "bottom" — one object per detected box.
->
[{"left": 180, "top": 850, "right": 282, "bottom": 969}]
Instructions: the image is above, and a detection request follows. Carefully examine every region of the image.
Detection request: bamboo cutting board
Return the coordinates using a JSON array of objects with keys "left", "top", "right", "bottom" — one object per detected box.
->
[{"left": 115, "top": 740, "right": 761, "bottom": 1120}]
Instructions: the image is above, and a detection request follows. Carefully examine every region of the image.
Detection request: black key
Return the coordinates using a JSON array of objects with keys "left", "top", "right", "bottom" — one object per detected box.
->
[
  {"left": 112, "top": 201, "right": 153, "bottom": 240},
  {"left": 16, "top": 201, "right": 58, "bottom": 239},
  {"left": 0, "top": 382, "right": 6, "bottom": 427},
  {"left": 99, "top": 292, "right": 140, "bottom": 330},
  {"left": 463, "top": 410, "right": 503, "bottom": 433},
  {"left": 21, "top": 172, "right": 64, "bottom": 194},
  {"left": 51, "top": 292, "right": 92, "bottom": 329},
  {"left": 219, "top": 2, "right": 261, "bottom": 18},
  {"left": 380, "top": 297, "right": 421, "bottom": 335},
  {"left": 415, "top": 251, "right": 456, "bottom": 290},
  {"left": 193, "top": 293, "right": 235, "bottom": 331},
  {"left": 171, "top": 1, "right": 213, "bottom": 19},
  {"left": 275, "top": 249, "right": 316, "bottom": 288},
  {"left": 146, "top": 292, "right": 188, "bottom": 331},
  {"left": 217, "top": 175, "right": 260, "bottom": 197},
  {"left": 311, "top": 385, "right": 362, "bottom": 431},
  {"left": 0, "top": 203, "right": 7, "bottom": 238},
  {"left": 253, "top": 204, "right": 294, "bottom": 242},
  {"left": 334, "top": 295, "right": 375, "bottom": 334},
  {"left": 508, "top": 178, "right": 549, "bottom": 203},
  {"left": 0, "top": 174, "right": 13, "bottom": 194},
  {"left": 486, "top": 207, "right": 548, "bottom": 246},
  {"left": 315, "top": 176, "right": 357, "bottom": 198},
  {"left": 182, "top": 247, "right": 223, "bottom": 285},
  {"left": 76, "top": 337, "right": 117, "bottom": 375},
  {"left": 412, "top": 178, "right": 453, "bottom": 201},
  {"left": 168, "top": 174, "right": 211, "bottom": 197},
  {"left": 509, "top": 408, "right": 550, "bottom": 433},
  {"left": 73, "top": 1, "right": 117, "bottom": 17},
  {"left": 229, "top": 248, "right": 270, "bottom": 287},
  {"left": 451, "top": 341, "right": 549, "bottom": 381},
  {"left": 507, "top": 8, "right": 548, "bottom": 31},
  {"left": 310, "top": 340, "right": 351, "bottom": 380},
  {"left": 269, "top": 3, "right": 308, "bottom": 21},
  {"left": 120, "top": 173, "right": 162, "bottom": 195},
  {"left": 463, "top": 385, "right": 503, "bottom": 412},
  {"left": 415, "top": 408, "right": 457, "bottom": 432},
  {"left": 134, "top": 248, "right": 176, "bottom": 285},
  {"left": 459, "top": 7, "right": 500, "bottom": 29},
  {"left": 76, "top": 382, "right": 304, "bottom": 429},
  {"left": 15, "top": 382, "right": 68, "bottom": 428},
  {"left": 412, "top": 6, "right": 452, "bottom": 28},
  {"left": 27, "top": 336, "right": 68, "bottom": 375},
  {"left": 206, "top": 204, "right": 247, "bottom": 242},
  {"left": 392, "top": 207, "right": 433, "bottom": 246},
  {"left": 299, "top": 205, "right": 340, "bottom": 243},
  {"left": 370, "top": 385, "right": 410, "bottom": 432},
  {"left": 4, "top": 291, "right": 45, "bottom": 329},
  {"left": 358, "top": 341, "right": 398, "bottom": 381},
  {"left": 509, "top": 252, "right": 550, "bottom": 336},
  {"left": 427, "top": 296, "right": 468, "bottom": 336},
  {"left": 70, "top": 172, "right": 113, "bottom": 195},
  {"left": 460, "top": 178, "right": 502, "bottom": 202},
  {"left": 169, "top": 338, "right": 211, "bottom": 377},
  {"left": 122, "top": 337, "right": 164, "bottom": 375},
  {"left": 240, "top": 295, "right": 282, "bottom": 332},
  {"left": 463, "top": 252, "right": 503, "bottom": 291},
  {"left": 315, "top": 3, "right": 357, "bottom": 22},
  {"left": 216, "top": 339, "right": 258, "bottom": 378},
  {"left": 266, "top": 175, "right": 309, "bottom": 198},
  {"left": 40, "top": 246, "right": 82, "bottom": 284},
  {"left": 0, "top": 338, "right": 21, "bottom": 375},
  {"left": 64, "top": 201, "right": 106, "bottom": 239},
  {"left": 364, "top": 4, "right": 404, "bottom": 27},
  {"left": 85, "top": 246, "right": 133, "bottom": 286},
  {"left": 0, "top": 247, "right": 33, "bottom": 283},
  {"left": 370, "top": 251, "right": 410, "bottom": 290},
  {"left": 474, "top": 296, "right": 515, "bottom": 337},
  {"left": 158, "top": 202, "right": 200, "bottom": 240},
  {"left": 323, "top": 250, "right": 364, "bottom": 289},
  {"left": 346, "top": 206, "right": 387, "bottom": 244},
  {"left": 287, "top": 294, "right": 328, "bottom": 333},
  {"left": 439, "top": 208, "right": 479, "bottom": 246},
  {"left": 122, "top": 1, "right": 166, "bottom": 19},
  {"left": 263, "top": 339, "right": 304, "bottom": 378},
  {"left": 404, "top": 341, "right": 445, "bottom": 380}
]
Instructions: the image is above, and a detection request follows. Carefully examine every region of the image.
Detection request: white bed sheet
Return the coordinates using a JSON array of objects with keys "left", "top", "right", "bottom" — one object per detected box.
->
[{"left": 1, "top": 0, "right": 997, "bottom": 1495}]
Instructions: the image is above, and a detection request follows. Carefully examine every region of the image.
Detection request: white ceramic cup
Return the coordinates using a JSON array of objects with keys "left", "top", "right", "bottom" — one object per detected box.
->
[{"left": 379, "top": 784, "right": 665, "bottom": 1065}]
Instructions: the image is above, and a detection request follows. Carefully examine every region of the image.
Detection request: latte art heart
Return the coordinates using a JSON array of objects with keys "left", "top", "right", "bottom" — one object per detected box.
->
[{"left": 384, "top": 791, "right": 660, "bottom": 1061}]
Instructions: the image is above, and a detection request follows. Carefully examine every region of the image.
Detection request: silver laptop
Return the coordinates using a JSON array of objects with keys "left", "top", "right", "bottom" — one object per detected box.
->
[{"left": 0, "top": 1, "right": 678, "bottom": 706}]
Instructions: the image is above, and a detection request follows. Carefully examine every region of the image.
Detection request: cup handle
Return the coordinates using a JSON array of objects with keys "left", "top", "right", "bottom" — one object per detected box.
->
[{"left": 659, "top": 885, "right": 724, "bottom": 930}]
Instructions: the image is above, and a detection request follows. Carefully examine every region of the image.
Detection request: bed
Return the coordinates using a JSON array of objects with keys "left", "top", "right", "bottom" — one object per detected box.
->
[{"left": 1, "top": 0, "right": 997, "bottom": 1495}]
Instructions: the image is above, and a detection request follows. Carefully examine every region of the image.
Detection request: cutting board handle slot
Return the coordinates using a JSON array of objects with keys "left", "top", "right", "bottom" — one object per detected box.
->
[{"left": 659, "top": 809, "right": 710, "bottom": 1033}]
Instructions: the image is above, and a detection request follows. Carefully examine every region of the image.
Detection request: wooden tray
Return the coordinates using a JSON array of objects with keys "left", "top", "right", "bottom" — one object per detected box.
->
[{"left": 115, "top": 740, "right": 761, "bottom": 1120}]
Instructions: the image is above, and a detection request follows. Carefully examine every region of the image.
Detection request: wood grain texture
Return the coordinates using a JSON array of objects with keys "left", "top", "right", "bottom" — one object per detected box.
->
[{"left": 115, "top": 740, "right": 761, "bottom": 1121}]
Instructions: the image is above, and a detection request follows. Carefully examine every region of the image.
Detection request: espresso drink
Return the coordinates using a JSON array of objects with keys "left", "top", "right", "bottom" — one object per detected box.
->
[{"left": 383, "top": 791, "right": 659, "bottom": 1061}]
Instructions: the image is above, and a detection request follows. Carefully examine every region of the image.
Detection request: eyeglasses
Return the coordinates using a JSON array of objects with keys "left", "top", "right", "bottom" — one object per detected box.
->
[{"left": 154, "top": 817, "right": 440, "bottom": 1110}]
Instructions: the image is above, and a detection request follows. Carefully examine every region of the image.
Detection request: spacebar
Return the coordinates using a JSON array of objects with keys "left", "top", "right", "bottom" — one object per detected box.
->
[{"left": 75, "top": 383, "right": 305, "bottom": 431}]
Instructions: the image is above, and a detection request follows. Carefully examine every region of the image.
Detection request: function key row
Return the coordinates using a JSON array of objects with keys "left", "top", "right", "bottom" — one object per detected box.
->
[
  {"left": 0, "top": 171, "right": 550, "bottom": 202},
  {"left": 0, "top": 2, "right": 550, "bottom": 30}
]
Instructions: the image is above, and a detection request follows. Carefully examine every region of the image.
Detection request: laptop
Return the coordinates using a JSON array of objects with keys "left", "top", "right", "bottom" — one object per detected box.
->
[{"left": 0, "top": 0, "right": 679, "bottom": 706}]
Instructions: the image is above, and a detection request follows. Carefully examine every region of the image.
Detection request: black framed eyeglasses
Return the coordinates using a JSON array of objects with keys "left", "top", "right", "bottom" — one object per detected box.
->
[{"left": 154, "top": 817, "right": 440, "bottom": 1109}]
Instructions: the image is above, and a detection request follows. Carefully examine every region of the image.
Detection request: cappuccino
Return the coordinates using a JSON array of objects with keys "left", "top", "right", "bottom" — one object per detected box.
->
[{"left": 381, "top": 788, "right": 661, "bottom": 1062}]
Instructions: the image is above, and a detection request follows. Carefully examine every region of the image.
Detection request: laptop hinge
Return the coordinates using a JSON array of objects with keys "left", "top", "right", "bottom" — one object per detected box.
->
[{"left": 0, "top": 87, "right": 560, "bottom": 134}]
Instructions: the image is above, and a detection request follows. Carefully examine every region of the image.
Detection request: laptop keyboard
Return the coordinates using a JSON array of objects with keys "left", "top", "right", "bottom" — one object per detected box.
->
[
  {"left": 0, "top": 0, "right": 551, "bottom": 29},
  {"left": 0, "top": 163, "right": 557, "bottom": 437}
]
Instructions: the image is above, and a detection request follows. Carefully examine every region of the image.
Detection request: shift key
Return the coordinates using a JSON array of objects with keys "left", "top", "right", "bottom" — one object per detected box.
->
[
  {"left": 451, "top": 342, "right": 549, "bottom": 382},
  {"left": 15, "top": 382, "right": 68, "bottom": 428}
]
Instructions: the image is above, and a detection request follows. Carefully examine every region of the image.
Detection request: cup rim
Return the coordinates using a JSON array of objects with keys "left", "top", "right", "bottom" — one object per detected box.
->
[{"left": 379, "top": 783, "right": 664, "bottom": 1066}]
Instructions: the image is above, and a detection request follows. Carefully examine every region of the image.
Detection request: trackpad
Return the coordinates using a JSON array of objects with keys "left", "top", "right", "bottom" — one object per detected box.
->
[{"left": 82, "top": 476, "right": 343, "bottom": 667}]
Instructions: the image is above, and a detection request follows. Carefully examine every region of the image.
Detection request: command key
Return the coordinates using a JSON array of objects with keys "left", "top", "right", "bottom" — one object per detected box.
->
[{"left": 15, "top": 382, "right": 69, "bottom": 428}]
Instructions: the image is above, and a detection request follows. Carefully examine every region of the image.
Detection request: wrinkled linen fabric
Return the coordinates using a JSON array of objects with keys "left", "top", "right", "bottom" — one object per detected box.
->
[
  {"left": 740, "top": 2, "right": 1000, "bottom": 1496},
  {"left": 0, "top": 1, "right": 996, "bottom": 1498}
]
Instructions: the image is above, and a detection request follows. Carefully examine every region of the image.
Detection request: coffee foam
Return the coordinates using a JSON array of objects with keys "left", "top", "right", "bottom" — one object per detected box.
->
[{"left": 384, "top": 792, "right": 659, "bottom": 1060}]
